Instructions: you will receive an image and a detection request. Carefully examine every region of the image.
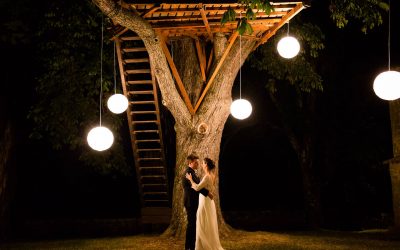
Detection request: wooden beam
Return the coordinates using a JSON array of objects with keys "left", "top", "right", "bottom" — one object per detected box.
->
[
  {"left": 133, "top": 5, "right": 300, "bottom": 15},
  {"left": 141, "top": 4, "right": 160, "bottom": 18},
  {"left": 206, "top": 48, "right": 213, "bottom": 75},
  {"left": 194, "top": 31, "right": 239, "bottom": 113},
  {"left": 253, "top": 3, "right": 304, "bottom": 50},
  {"left": 195, "top": 39, "right": 207, "bottom": 83},
  {"left": 111, "top": 27, "right": 129, "bottom": 40},
  {"left": 159, "top": 37, "right": 195, "bottom": 115},
  {"left": 199, "top": 4, "right": 213, "bottom": 41}
]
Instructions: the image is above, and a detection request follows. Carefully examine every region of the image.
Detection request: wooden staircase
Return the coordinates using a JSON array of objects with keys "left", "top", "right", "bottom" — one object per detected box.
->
[{"left": 115, "top": 31, "right": 171, "bottom": 223}]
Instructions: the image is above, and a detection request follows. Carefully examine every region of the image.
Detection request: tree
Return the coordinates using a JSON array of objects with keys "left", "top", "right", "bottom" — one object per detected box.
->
[{"left": 91, "top": 0, "right": 265, "bottom": 236}]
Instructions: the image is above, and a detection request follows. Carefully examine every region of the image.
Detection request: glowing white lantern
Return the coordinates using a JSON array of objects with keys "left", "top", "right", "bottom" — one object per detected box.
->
[
  {"left": 277, "top": 36, "right": 300, "bottom": 59},
  {"left": 87, "top": 126, "right": 114, "bottom": 151},
  {"left": 230, "top": 99, "right": 252, "bottom": 120},
  {"left": 107, "top": 94, "right": 128, "bottom": 114},
  {"left": 373, "top": 71, "right": 400, "bottom": 101}
]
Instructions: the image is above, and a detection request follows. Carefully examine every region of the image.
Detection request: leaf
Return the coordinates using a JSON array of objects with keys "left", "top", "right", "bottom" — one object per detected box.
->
[
  {"left": 378, "top": 2, "right": 389, "bottom": 11},
  {"left": 238, "top": 18, "right": 247, "bottom": 35},
  {"left": 221, "top": 7, "right": 236, "bottom": 25},
  {"left": 246, "top": 8, "right": 256, "bottom": 20},
  {"left": 238, "top": 18, "right": 253, "bottom": 35}
]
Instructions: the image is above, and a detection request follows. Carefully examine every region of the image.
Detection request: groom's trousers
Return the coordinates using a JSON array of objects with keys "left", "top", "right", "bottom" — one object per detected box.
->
[{"left": 185, "top": 207, "right": 197, "bottom": 250}]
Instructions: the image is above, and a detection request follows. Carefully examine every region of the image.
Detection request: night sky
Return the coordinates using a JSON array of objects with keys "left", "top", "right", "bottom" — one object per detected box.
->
[{"left": 2, "top": 0, "right": 400, "bottom": 238}]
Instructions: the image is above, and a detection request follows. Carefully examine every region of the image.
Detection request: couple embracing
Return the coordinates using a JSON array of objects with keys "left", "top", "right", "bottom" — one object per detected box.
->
[{"left": 182, "top": 153, "right": 224, "bottom": 250}]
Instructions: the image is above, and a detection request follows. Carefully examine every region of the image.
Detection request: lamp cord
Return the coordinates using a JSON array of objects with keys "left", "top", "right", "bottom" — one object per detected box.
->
[
  {"left": 287, "top": 22, "right": 290, "bottom": 36},
  {"left": 388, "top": 0, "right": 391, "bottom": 70},
  {"left": 114, "top": 41, "right": 117, "bottom": 94},
  {"left": 239, "top": 12, "right": 242, "bottom": 99},
  {"left": 99, "top": 15, "right": 104, "bottom": 126}
]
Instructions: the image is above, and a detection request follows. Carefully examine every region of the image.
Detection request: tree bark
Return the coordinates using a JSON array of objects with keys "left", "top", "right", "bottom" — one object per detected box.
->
[{"left": 92, "top": 0, "right": 256, "bottom": 238}]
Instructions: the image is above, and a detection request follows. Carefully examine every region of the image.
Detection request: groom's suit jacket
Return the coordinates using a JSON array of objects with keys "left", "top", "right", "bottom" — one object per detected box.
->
[{"left": 182, "top": 167, "right": 209, "bottom": 210}]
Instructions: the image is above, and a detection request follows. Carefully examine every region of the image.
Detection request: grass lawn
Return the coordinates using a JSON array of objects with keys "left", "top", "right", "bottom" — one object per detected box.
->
[{"left": 1, "top": 229, "right": 400, "bottom": 250}]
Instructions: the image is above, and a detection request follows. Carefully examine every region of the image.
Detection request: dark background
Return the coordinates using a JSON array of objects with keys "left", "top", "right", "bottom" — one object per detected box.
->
[{"left": 1, "top": 0, "right": 399, "bottom": 240}]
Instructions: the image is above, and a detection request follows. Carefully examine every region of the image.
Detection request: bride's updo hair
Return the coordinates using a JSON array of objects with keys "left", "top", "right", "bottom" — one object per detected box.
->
[{"left": 204, "top": 157, "right": 216, "bottom": 171}]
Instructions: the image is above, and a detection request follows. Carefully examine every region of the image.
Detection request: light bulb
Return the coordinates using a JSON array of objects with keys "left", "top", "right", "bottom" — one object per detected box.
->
[
  {"left": 373, "top": 70, "right": 400, "bottom": 101},
  {"left": 230, "top": 99, "right": 252, "bottom": 120},
  {"left": 277, "top": 36, "right": 300, "bottom": 59},
  {"left": 87, "top": 126, "right": 114, "bottom": 151},
  {"left": 107, "top": 94, "right": 128, "bottom": 114}
]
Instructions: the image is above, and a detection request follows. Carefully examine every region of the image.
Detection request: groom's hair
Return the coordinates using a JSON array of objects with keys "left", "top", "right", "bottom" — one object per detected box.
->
[{"left": 187, "top": 153, "right": 199, "bottom": 162}]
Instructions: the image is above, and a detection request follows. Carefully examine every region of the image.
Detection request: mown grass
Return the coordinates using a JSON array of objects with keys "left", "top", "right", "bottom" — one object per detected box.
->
[{"left": 1, "top": 229, "right": 400, "bottom": 250}]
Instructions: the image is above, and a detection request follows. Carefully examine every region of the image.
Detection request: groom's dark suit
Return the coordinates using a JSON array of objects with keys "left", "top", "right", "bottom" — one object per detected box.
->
[{"left": 183, "top": 167, "right": 210, "bottom": 250}]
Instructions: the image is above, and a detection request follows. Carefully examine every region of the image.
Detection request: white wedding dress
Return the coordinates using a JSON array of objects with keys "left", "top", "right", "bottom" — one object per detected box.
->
[{"left": 192, "top": 174, "right": 224, "bottom": 250}]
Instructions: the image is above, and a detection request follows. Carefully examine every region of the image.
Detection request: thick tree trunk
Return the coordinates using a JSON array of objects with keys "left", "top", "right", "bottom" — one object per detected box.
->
[
  {"left": 92, "top": 0, "right": 256, "bottom": 238},
  {"left": 163, "top": 36, "right": 254, "bottom": 238}
]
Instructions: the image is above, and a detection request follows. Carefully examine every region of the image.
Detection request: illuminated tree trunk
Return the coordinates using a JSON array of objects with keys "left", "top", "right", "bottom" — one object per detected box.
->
[{"left": 93, "top": 0, "right": 255, "bottom": 237}]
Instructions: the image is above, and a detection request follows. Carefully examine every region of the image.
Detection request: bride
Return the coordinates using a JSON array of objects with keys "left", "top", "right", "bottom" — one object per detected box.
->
[{"left": 186, "top": 157, "right": 224, "bottom": 250}]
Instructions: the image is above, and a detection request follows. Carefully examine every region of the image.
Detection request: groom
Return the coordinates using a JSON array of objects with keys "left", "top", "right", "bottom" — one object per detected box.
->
[{"left": 182, "top": 153, "right": 213, "bottom": 250}]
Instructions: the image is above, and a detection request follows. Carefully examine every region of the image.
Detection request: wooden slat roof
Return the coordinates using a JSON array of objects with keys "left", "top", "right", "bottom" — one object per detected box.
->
[{"left": 116, "top": 1, "right": 307, "bottom": 46}]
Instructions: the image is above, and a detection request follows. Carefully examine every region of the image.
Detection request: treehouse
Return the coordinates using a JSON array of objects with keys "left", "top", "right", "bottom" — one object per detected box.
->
[{"left": 110, "top": 0, "right": 307, "bottom": 225}]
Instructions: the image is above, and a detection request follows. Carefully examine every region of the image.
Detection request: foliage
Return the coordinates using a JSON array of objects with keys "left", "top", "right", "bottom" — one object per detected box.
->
[
  {"left": 329, "top": 0, "right": 389, "bottom": 33},
  {"left": 28, "top": 0, "right": 131, "bottom": 175},
  {"left": 222, "top": 0, "right": 388, "bottom": 34},
  {"left": 0, "top": 0, "right": 35, "bottom": 46},
  {"left": 221, "top": 0, "right": 273, "bottom": 35},
  {"left": 250, "top": 22, "right": 325, "bottom": 93}
]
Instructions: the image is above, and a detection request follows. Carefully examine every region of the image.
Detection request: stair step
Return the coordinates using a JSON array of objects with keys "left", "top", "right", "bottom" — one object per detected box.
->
[
  {"left": 126, "top": 69, "right": 151, "bottom": 74},
  {"left": 144, "top": 191, "right": 168, "bottom": 195},
  {"left": 131, "top": 110, "right": 157, "bottom": 114},
  {"left": 135, "top": 139, "right": 161, "bottom": 143},
  {"left": 145, "top": 199, "right": 168, "bottom": 204},
  {"left": 124, "top": 58, "right": 149, "bottom": 63},
  {"left": 139, "top": 158, "right": 162, "bottom": 161},
  {"left": 140, "top": 175, "right": 166, "bottom": 180},
  {"left": 137, "top": 148, "right": 162, "bottom": 152},
  {"left": 142, "top": 183, "right": 167, "bottom": 186},
  {"left": 127, "top": 80, "right": 153, "bottom": 85},
  {"left": 133, "top": 130, "right": 159, "bottom": 134},
  {"left": 132, "top": 120, "right": 158, "bottom": 124},
  {"left": 140, "top": 166, "right": 164, "bottom": 169},
  {"left": 130, "top": 100, "right": 155, "bottom": 105},
  {"left": 123, "top": 47, "right": 147, "bottom": 52},
  {"left": 128, "top": 90, "right": 154, "bottom": 95}
]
